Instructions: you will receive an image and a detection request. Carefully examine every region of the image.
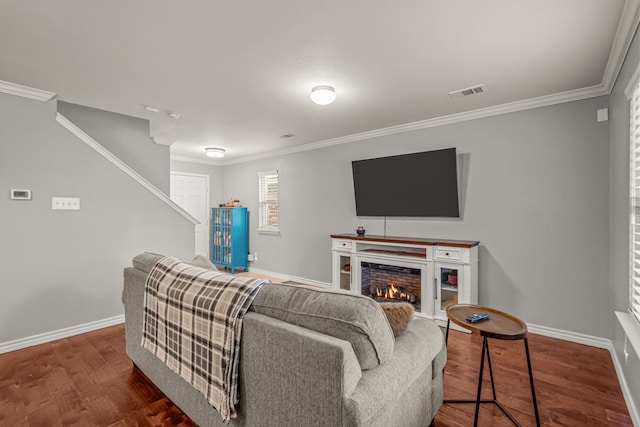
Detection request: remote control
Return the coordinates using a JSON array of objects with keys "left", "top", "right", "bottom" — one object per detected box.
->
[{"left": 466, "top": 313, "right": 490, "bottom": 323}]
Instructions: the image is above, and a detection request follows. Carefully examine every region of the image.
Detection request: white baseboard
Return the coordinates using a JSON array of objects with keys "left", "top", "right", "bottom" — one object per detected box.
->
[
  {"left": 609, "top": 343, "right": 640, "bottom": 427},
  {"left": 528, "top": 322, "right": 639, "bottom": 427},
  {"left": 527, "top": 322, "right": 612, "bottom": 349},
  {"left": 0, "top": 314, "right": 124, "bottom": 354}
]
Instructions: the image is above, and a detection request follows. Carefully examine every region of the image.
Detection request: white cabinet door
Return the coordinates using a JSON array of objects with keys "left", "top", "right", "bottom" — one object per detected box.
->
[
  {"left": 332, "top": 251, "right": 352, "bottom": 291},
  {"left": 435, "top": 262, "right": 464, "bottom": 320}
]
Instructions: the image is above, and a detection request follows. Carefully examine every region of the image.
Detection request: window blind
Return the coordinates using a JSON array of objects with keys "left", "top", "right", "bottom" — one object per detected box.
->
[
  {"left": 630, "top": 82, "right": 640, "bottom": 323},
  {"left": 258, "top": 171, "right": 279, "bottom": 231}
]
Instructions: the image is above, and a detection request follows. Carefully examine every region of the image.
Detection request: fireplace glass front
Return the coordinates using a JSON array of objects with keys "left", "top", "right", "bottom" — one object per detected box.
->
[{"left": 360, "top": 261, "right": 421, "bottom": 311}]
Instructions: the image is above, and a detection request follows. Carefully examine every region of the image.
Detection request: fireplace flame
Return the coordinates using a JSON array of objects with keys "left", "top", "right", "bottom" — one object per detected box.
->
[
  {"left": 373, "top": 283, "right": 417, "bottom": 304},
  {"left": 387, "top": 283, "right": 398, "bottom": 299}
]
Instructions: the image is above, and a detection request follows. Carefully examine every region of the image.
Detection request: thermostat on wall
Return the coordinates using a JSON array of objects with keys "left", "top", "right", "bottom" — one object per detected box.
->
[{"left": 10, "top": 189, "right": 32, "bottom": 200}]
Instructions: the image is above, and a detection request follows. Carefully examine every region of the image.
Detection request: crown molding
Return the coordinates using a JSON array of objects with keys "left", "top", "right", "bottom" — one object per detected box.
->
[
  {"left": 189, "top": 2, "right": 640, "bottom": 167},
  {"left": 0, "top": 79, "right": 56, "bottom": 101},
  {"left": 603, "top": 0, "right": 640, "bottom": 92},
  {"left": 223, "top": 83, "right": 611, "bottom": 165},
  {"left": 171, "top": 154, "right": 224, "bottom": 167}
]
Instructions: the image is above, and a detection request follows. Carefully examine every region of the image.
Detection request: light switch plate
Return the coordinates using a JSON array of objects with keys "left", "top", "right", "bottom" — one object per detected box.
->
[{"left": 52, "top": 197, "right": 80, "bottom": 210}]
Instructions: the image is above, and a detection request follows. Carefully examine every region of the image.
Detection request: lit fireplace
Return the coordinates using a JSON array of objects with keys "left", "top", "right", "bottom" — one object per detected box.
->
[
  {"left": 361, "top": 261, "right": 422, "bottom": 310},
  {"left": 371, "top": 283, "right": 419, "bottom": 304}
]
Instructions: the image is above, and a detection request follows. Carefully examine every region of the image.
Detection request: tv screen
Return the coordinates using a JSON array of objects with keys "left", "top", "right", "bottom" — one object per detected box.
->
[{"left": 352, "top": 148, "right": 459, "bottom": 217}]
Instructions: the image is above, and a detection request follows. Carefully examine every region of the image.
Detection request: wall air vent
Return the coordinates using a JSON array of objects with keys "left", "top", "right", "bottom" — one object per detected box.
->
[{"left": 449, "top": 84, "right": 487, "bottom": 99}]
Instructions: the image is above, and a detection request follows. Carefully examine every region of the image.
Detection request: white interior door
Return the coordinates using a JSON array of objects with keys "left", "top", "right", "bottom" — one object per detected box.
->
[{"left": 170, "top": 172, "right": 210, "bottom": 258}]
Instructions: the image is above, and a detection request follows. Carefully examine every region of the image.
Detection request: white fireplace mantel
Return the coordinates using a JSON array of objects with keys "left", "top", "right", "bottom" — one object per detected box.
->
[{"left": 330, "top": 234, "right": 479, "bottom": 325}]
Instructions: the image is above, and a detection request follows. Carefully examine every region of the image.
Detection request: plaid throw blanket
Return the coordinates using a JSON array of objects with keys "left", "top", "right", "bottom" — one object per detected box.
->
[{"left": 141, "top": 256, "right": 267, "bottom": 422}]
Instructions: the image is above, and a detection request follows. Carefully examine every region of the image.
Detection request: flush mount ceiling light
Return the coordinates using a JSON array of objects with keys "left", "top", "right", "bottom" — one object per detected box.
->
[
  {"left": 310, "top": 85, "right": 336, "bottom": 105},
  {"left": 205, "top": 147, "right": 226, "bottom": 158}
]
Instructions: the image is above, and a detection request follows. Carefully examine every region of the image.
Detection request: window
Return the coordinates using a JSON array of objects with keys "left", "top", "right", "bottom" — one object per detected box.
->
[
  {"left": 258, "top": 171, "right": 279, "bottom": 233},
  {"left": 631, "top": 81, "right": 640, "bottom": 323}
]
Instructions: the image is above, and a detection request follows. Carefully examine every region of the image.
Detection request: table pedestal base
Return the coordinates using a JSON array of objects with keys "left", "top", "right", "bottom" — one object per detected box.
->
[{"left": 444, "top": 321, "right": 540, "bottom": 427}]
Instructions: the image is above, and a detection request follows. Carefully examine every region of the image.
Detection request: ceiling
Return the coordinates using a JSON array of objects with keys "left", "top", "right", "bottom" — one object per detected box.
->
[{"left": 0, "top": 0, "right": 638, "bottom": 164}]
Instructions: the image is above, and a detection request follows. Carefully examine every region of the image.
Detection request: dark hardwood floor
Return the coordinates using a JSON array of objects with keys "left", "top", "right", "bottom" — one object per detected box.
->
[
  {"left": 435, "top": 329, "right": 632, "bottom": 426},
  {"left": 0, "top": 323, "right": 632, "bottom": 426}
]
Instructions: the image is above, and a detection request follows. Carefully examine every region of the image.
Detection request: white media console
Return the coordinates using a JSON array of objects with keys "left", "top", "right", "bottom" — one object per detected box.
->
[{"left": 331, "top": 234, "right": 479, "bottom": 324}]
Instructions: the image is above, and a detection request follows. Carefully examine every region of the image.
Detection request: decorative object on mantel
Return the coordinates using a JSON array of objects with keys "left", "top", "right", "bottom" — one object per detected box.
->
[
  {"left": 356, "top": 226, "right": 366, "bottom": 236},
  {"left": 221, "top": 198, "right": 241, "bottom": 207},
  {"left": 379, "top": 302, "right": 414, "bottom": 337}
]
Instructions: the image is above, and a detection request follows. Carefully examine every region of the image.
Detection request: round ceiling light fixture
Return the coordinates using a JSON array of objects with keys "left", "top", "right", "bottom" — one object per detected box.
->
[
  {"left": 310, "top": 85, "right": 336, "bottom": 106},
  {"left": 205, "top": 147, "right": 226, "bottom": 158}
]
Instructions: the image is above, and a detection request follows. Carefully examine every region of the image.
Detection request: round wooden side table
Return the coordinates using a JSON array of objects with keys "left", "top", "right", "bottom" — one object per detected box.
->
[{"left": 444, "top": 304, "right": 540, "bottom": 427}]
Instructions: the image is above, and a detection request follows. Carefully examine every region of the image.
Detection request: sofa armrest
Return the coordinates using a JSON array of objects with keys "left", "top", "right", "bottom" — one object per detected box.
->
[{"left": 240, "top": 312, "right": 362, "bottom": 426}]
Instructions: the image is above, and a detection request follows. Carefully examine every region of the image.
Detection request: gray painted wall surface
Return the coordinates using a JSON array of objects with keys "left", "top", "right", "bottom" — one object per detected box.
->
[
  {"left": 58, "top": 101, "right": 171, "bottom": 194},
  {"left": 0, "top": 95, "right": 194, "bottom": 343},
  {"left": 609, "top": 29, "right": 640, "bottom": 414},
  {"left": 223, "top": 96, "right": 611, "bottom": 338}
]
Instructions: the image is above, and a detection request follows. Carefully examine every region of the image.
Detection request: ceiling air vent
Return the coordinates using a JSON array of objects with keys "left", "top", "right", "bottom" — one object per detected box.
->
[
  {"left": 449, "top": 84, "right": 487, "bottom": 99},
  {"left": 280, "top": 133, "right": 296, "bottom": 138}
]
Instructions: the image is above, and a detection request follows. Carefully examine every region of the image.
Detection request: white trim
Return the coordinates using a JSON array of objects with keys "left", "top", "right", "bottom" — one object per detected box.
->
[
  {"left": 170, "top": 171, "right": 211, "bottom": 257},
  {"left": 0, "top": 79, "right": 56, "bottom": 101},
  {"left": 605, "top": 0, "right": 640, "bottom": 95},
  {"left": 625, "top": 63, "right": 640, "bottom": 100},
  {"left": 56, "top": 113, "right": 198, "bottom": 225},
  {"left": 171, "top": 154, "right": 224, "bottom": 167},
  {"left": 258, "top": 170, "right": 279, "bottom": 232},
  {"left": 610, "top": 337, "right": 640, "bottom": 427},
  {"left": 222, "top": 84, "right": 611, "bottom": 165},
  {"left": 0, "top": 315, "right": 124, "bottom": 354},
  {"left": 527, "top": 322, "right": 612, "bottom": 349},
  {"left": 617, "top": 311, "right": 640, "bottom": 360}
]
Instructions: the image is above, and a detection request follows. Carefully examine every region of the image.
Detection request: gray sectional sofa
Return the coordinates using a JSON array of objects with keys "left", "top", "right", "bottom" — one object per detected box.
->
[{"left": 123, "top": 253, "right": 446, "bottom": 427}]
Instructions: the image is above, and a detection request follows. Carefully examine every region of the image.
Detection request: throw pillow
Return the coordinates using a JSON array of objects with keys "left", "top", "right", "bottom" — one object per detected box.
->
[
  {"left": 379, "top": 302, "right": 414, "bottom": 337},
  {"left": 191, "top": 255, "right": 218, "bottom": 271}
]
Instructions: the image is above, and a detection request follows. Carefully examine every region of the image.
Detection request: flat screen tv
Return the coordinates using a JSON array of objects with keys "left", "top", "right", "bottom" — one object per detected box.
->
[{"left": 352, "top": 148, "right": 459, "bottom": 217}]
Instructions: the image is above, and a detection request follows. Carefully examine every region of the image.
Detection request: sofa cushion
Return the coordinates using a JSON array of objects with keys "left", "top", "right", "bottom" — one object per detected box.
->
[
  {"left": 133, "top": 253, "right": 219, "bottom": 274},
  {"left": 132, "top": 252, "right": 164, "bottom": 274},
  {"left": 191, "top": 254, "right": 219, "bottom": 271},
  {"left": 249, "top": 283, "right": 394, "bottom": 369}
]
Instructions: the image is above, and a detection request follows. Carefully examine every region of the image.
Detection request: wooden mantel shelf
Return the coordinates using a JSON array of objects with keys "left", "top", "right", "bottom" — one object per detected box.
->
[{"left": 330, "top": 233, "right": 479, "bottom": 249}]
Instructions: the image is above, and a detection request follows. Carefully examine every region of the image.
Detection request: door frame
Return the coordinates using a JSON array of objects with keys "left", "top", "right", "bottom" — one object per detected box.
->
[{"left": 170, "top": 171, "right": 211, "bottom": 258}]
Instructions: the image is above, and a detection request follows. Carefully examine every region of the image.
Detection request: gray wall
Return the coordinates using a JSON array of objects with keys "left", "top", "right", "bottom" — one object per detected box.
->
[
  {"left": 58, "top": 101, "right": 171, "bottom": 194},
  {"left": 0, "top": 94, "right": 194, "bottom": 343},
  {"left": 609, "top": 29, "right": 640, "bottom": 413},
  {"left": 223, "top": 96, "right": 611, "bottom": 338}
]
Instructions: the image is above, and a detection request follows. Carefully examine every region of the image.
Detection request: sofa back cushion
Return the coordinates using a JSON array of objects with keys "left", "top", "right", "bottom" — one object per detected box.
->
[
  {"left": 249, "top": 283, "right": 394, "bottom": 369},
  {"left": 132, "top": 252, "right": 164, "bottom": 274}
]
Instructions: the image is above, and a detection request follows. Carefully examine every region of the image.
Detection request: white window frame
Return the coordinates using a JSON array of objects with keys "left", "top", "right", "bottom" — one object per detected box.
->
[
  {"left": 621, "top": 66, "right": 640, "bottom": 358},
  {"left": 258, "top": 170, "right": 279, "bottom": 234}
]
